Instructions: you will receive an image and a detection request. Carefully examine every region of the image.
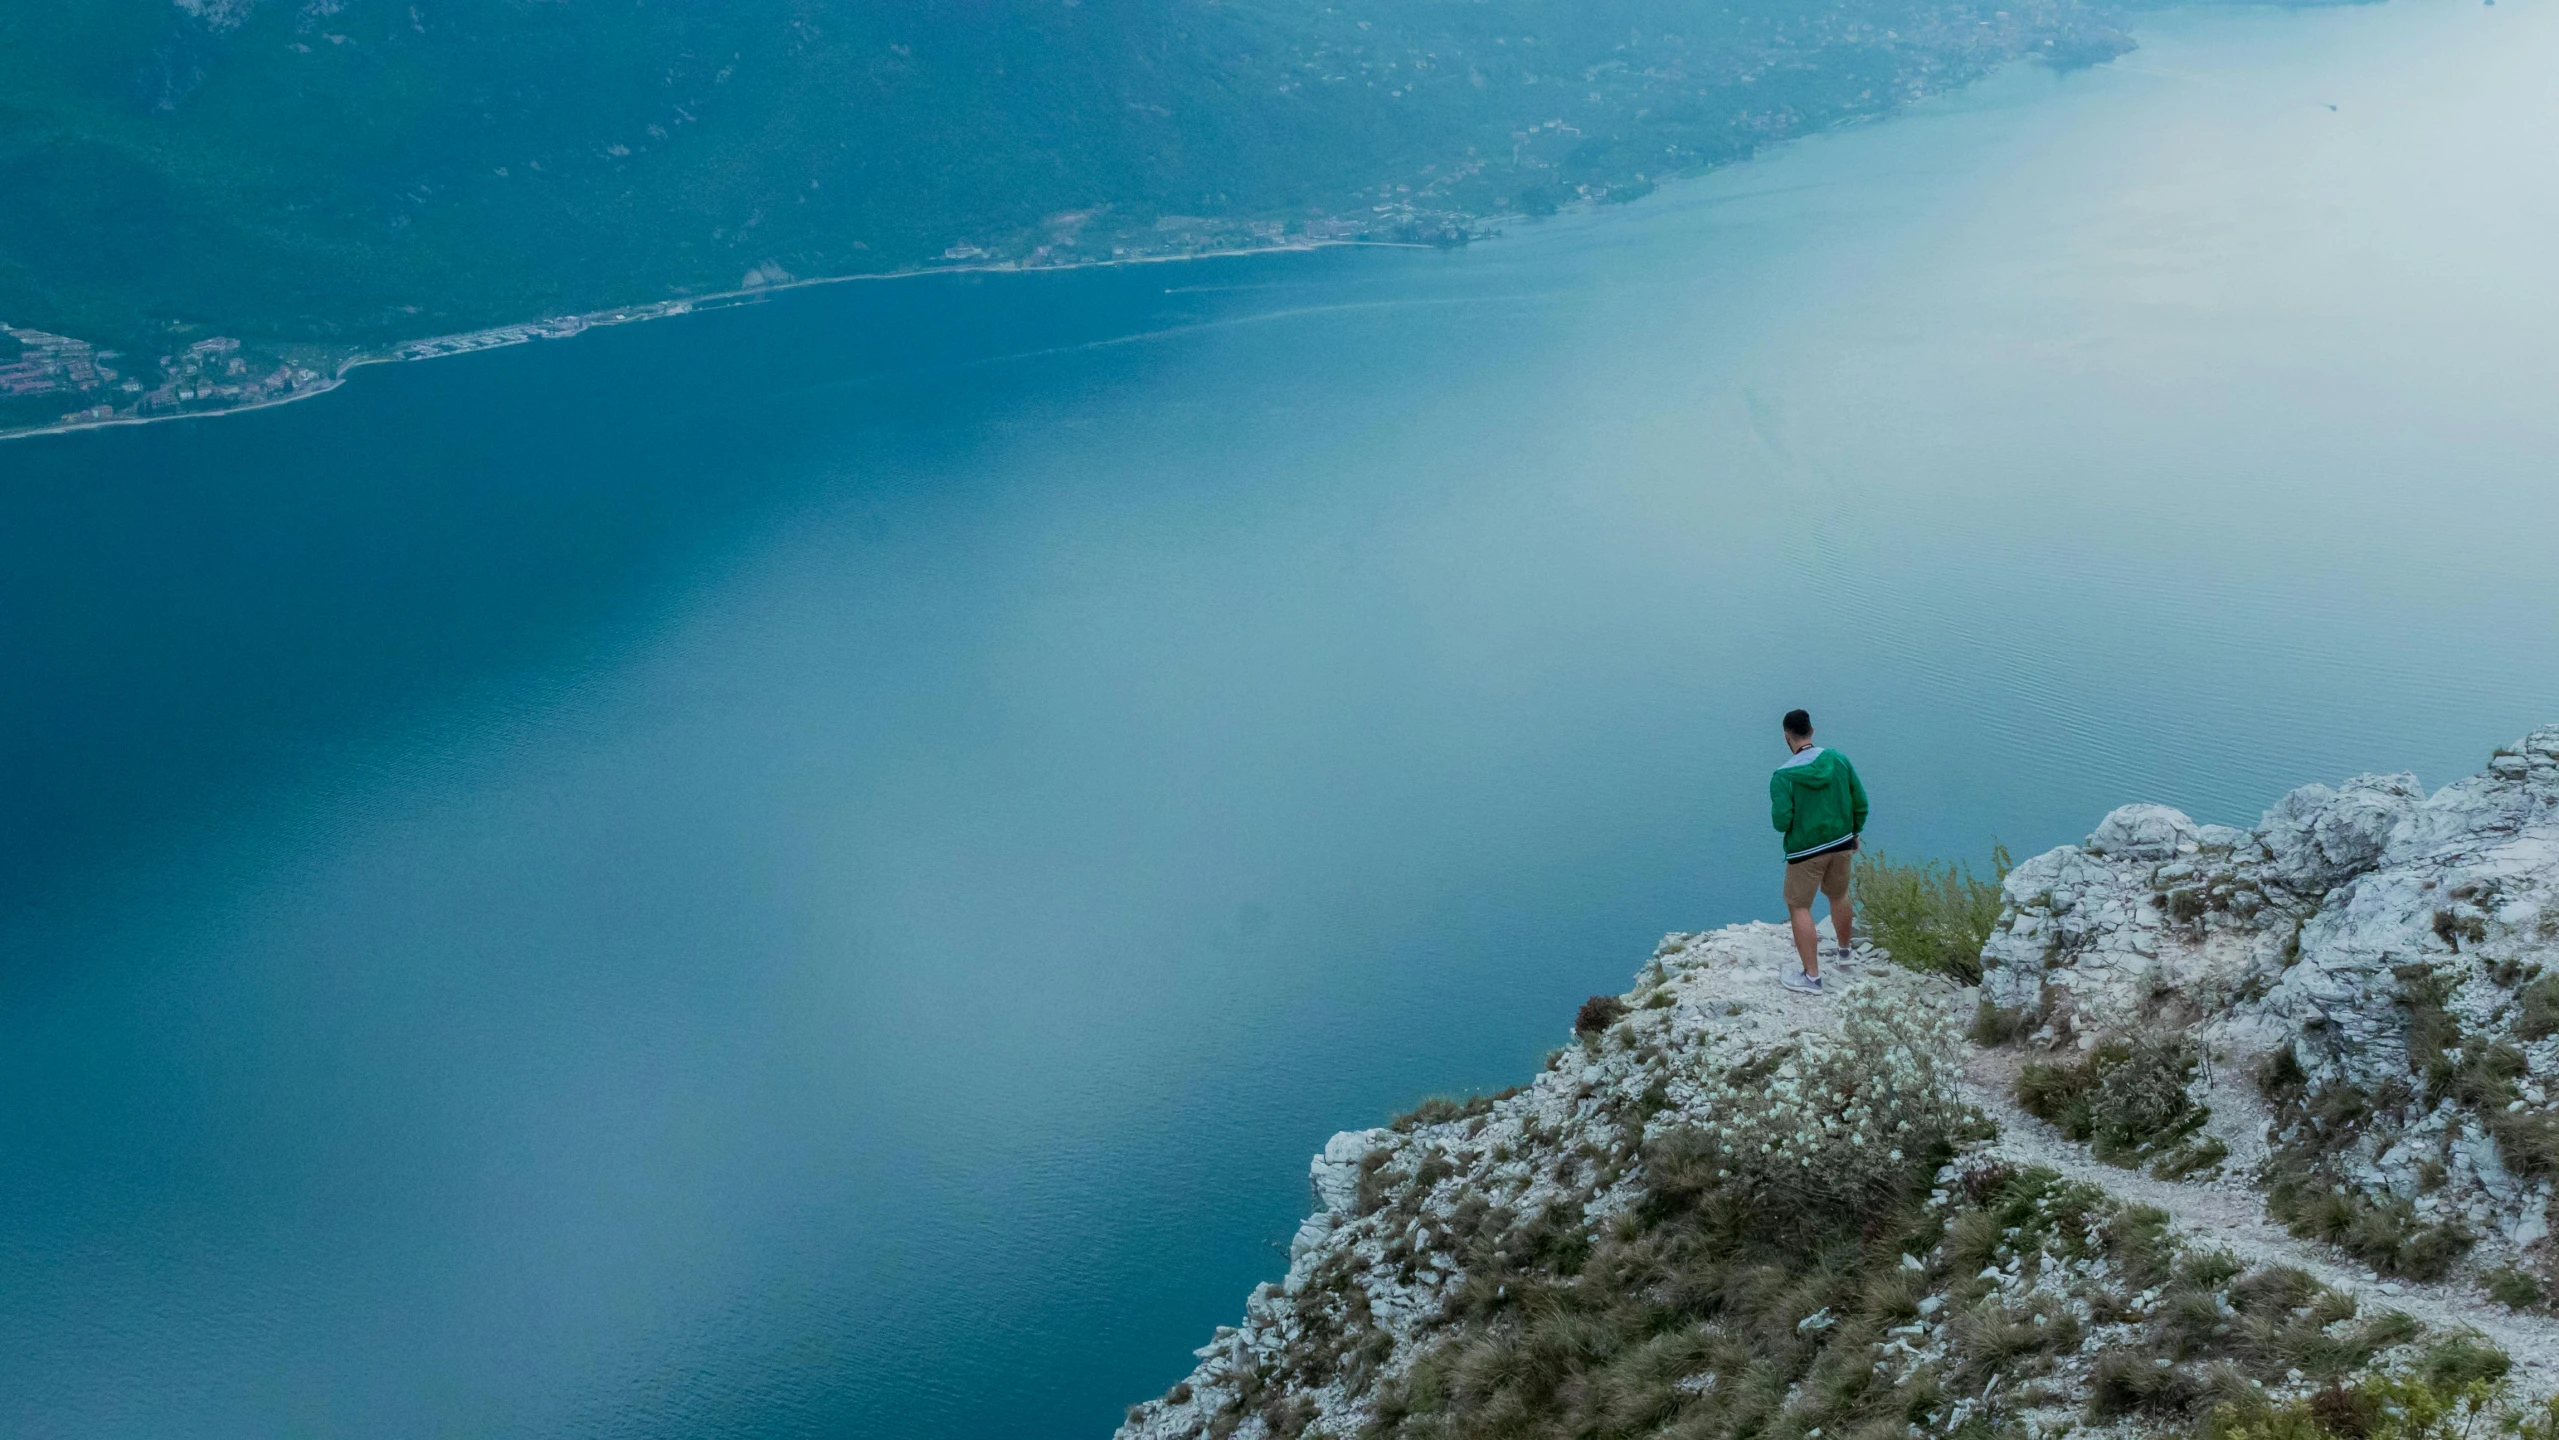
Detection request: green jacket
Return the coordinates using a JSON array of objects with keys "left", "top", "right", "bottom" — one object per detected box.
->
[{"left": 1770, "top": 747, "right": 1868, "bottom": 860}]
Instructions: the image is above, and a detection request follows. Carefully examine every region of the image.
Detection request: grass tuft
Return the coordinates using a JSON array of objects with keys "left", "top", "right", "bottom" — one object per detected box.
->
[
  {"left": 2261, "top": 1151, "right": 2471, "bottom": 1282},
  {"left": 1390, "top": 1087, "right": 1524, "bottom": 1134},
  {"left": 2517, "top": 973, "right": 2559, "bottom": 1042},
  {"left": 2484, "top": 1267, "right": 2543, "bottom": 1311},
  {"left": 1575, "top": 994, "right": 1630, "bottom": 1037},
  {"left": 2017, "top": 1031, "right": 2218, "bottom": 1173},
  {"left": 1970, "top": 999, "right": 2035, "bottom": 1048},
  {"left": 1850, "top": 846, "right": 2011, "bottom": 984}
]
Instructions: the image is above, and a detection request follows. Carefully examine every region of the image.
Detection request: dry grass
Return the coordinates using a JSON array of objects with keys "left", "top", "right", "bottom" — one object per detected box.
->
[{"left": 1852, "top": 846, "right": 2011, "bottom": 984}]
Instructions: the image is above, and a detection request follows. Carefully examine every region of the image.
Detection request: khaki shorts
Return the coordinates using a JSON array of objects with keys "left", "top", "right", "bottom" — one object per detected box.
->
[{"left": 1784, "top": 848, "right": 1854, "bottom": 910}]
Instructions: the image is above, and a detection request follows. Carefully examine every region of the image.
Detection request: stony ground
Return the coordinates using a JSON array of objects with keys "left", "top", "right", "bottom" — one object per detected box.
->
[
  {"left": 1120, "top": 728, "right": 2559, "bottom": 1440},
  {"left": 1674, "top": 926, "right": 2559, "bottom": 1396},
  {"left": 1118, "top": 922, "right": 2559, "bottom": 1440}
]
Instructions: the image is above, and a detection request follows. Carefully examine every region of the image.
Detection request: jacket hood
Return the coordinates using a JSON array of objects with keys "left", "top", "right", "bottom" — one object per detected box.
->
[{"left": 1776, "top": 747, "right": 1843, "bottom": 789}]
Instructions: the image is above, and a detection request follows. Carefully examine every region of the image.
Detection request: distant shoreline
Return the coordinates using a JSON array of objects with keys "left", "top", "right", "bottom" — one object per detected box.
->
[
  {"left": 1, "top": 0, "right": 2162, "bottom": 449},
  {"left": 0, "top": 237, "right": 1429, "bottom": 445}
]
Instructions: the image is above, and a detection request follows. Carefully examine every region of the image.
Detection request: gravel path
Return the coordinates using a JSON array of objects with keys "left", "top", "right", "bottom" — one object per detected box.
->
[
  {"left": 1964, "top": 1048, "right": 2559, "bottom": 1396},
  {"left": 1671, "top": 927, "right": 2559, "bottom": 1394}
]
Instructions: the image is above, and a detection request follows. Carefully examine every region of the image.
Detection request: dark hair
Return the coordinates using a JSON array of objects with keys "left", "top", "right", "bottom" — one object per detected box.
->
[{"left": 1782, "top": 709, "right": 1813, "bottom": 738}]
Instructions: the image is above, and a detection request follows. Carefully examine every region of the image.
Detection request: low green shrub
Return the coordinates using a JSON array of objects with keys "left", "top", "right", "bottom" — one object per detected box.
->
[
  {"left": 1575, "top": 994, "right": 1630, "bottom": 1037},
  {"left": 2090, "top": 1347, "right": 2203, "bottom": 1418},
  {"left": 2421, "top": 1333, "right": 2513, "bottom": 1388},
  {"left": 2262, "top": 1151, "right": 2472, "bottom": 1282},
  {"left": 2017, "top": 1032, "right": 2216, "bottom": 1172},
  {"left": 2392, "top": 965, "right": 2559, "bottom": 1184},
  {"left": 1970, "top": 1000, "right": 2035, "bottom": 1047},
  {"left": 1663, "top": 984, "right": 1987, "bottom": 1222},
  {"left": 1390, "top": 1087, "right": 1525, "bottom": 1134},
  {"left": 2517, "top": 974, "right": 2559, "bottom": 1042},
  {"left": 1851, "top": 846, "right": 2011, "bottom": 984},
  {"left": 2484, "top": 1267, "right": 2543, "bottom": 1310},
  {"left": 2154, "top": 1133, "right": 2231, "bottom": 1181},
  {"left": 2207, "top": 1367, "right": 2528, "bottom": 1440},
  {"left": 2253, "top": 1040, "right": 2477, "bottom": 1282}
]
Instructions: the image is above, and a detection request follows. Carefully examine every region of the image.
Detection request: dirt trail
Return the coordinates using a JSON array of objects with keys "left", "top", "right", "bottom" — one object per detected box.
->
[
  {"left": 1686, "top": 933, "right": 2559, "bottom": 1390},
  {"left": 1963, "top": 1047, "right": 2559, "bottom": 1396}
]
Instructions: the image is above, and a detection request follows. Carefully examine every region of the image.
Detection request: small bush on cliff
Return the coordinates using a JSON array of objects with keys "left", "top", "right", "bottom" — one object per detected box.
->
[
  {"left": 2393, "top": 963, "right": 2559, "bottom": 1186},
  {"left": 1390, "top": 1088, "right": 1523, "bottom": 1134},
  {"left": 1574, "top": 994, "right": 1629, "bottom": 1037},
  {"left": 2206, "top": 1358, "right": 2554, "bottom": 1440},
  {"left": 1970, "top": 999, "right": 2036, "bottom": 1047},
  {"left": 2257, "top": 1057, "right": 2474, "bottom": 1282},
  {"left": 2017, "top": 1031, "right": 2224, "bottom": 1176},
  {"left": 2485, "top": 1267, "right": 2544, "bottom": 1310},
  {"left": 1853, "top": 846, "right": 2010, "bottom": 984},
  {"left": 2251, "top": 970, "right": 2559, "bottom": 1281},
  {"left": 1662, "top": 983, "right": 1987, "bottom": 1221},
  {"left": 2517, "top": 973, "right": 2559, "bottom": 1042}
]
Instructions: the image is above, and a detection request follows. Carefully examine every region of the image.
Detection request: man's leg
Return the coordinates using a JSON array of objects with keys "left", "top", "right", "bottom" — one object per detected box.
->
[
  {"left": 1783, "top": 860, "right": 1820, "bottom": 977},
  {"left": 1828, "top": 854, "right": 1854, "bottom": 954},
  {"left": 1789, "top": 906, "right": 1821, "bottom": 978}
]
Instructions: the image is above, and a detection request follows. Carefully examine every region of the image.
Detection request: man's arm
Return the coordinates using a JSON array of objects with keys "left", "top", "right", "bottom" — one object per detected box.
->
[
  {"left": 1770, "top": 772, "right": 1794, "bottom": 833},
  {"left": 1849, "top": 761, "right": 1870, "bottom": 834}
]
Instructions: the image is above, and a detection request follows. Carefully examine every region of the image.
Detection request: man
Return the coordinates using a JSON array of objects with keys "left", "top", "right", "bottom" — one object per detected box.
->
[{"left": 1770, "top": 708, "right": 1867, "bottom": 995}]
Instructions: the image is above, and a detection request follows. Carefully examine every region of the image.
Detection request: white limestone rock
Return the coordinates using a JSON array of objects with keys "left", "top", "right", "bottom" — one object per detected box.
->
[
  {"left": 1116, "top": 925, "right": 1966, "bottom": 1440},
  {"left": 2085, "top": 802, "right": 2201, "bottom": 861},
  {"left": 1292, "top": 1128, "right": 1392, "bottom": 1268},
  {"left": 1978, "top": 806, "right": 2270, "bottom": 1036},
  {"left": 1982, "top": 725, "right": 2559, "bottom": 1255},
  {"left": 1118, "top": 728, "right": 2559, "bottom": 1440},
  {"left": 2252, "top": 772, "right": 2425, "bottom": 898}
]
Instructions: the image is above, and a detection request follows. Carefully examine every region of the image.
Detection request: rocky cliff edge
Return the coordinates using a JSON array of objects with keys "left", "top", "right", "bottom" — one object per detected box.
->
[{"left": 1119, "top": 727, "right": 2559, "bottom": 1440}]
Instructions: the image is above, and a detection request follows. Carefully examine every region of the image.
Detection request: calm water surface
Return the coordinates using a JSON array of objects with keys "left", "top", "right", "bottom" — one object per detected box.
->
[{"left": 6, "top": 2, "right": 2559, "bottom": 1434}]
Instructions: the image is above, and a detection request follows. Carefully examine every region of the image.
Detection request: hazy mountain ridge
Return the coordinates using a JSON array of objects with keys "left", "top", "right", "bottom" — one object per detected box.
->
[{"left": 2, "top": 0, "right": 2135, "bottom": 432}]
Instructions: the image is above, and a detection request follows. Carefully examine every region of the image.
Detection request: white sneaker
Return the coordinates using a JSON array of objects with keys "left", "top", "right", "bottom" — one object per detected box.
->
[
  {"left": 1822, "top": 942, "right": 1853, "bottom": 966},
  {"left": 1781, "top": 968, "right": 1824, "bottom": 995}
]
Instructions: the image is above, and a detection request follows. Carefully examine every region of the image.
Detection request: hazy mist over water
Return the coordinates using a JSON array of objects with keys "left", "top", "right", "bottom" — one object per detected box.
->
[{"left": 5, "top": 1, "right": 2559, "bottom": 1435}]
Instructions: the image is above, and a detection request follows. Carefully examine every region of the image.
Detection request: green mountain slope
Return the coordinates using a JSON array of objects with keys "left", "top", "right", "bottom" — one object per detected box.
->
[{"left": 0, "top": 0, "right": 2129, "bottom": 427}]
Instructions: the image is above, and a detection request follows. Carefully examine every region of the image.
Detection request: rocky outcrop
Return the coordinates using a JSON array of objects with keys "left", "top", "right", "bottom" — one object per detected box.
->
[
  {"left": 1122, "top": 927, "right": 1968, "bottom": 1440},
  {"left": 1982, "top": 727, "right": 2559, "bottom": 1260},
  {"left": 1118, "top": 729, "right": 2559, "bottom": 1440}
]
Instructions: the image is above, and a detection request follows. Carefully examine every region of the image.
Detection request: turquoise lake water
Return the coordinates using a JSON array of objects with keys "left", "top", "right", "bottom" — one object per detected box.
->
[{"left": 5, "top": 2, "right": 2558, "bottom": 1434}]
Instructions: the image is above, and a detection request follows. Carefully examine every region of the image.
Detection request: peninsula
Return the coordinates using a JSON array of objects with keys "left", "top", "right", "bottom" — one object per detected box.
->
[{"left": 1126, "top": 728, "right": 2559, "bottom": 1439}]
